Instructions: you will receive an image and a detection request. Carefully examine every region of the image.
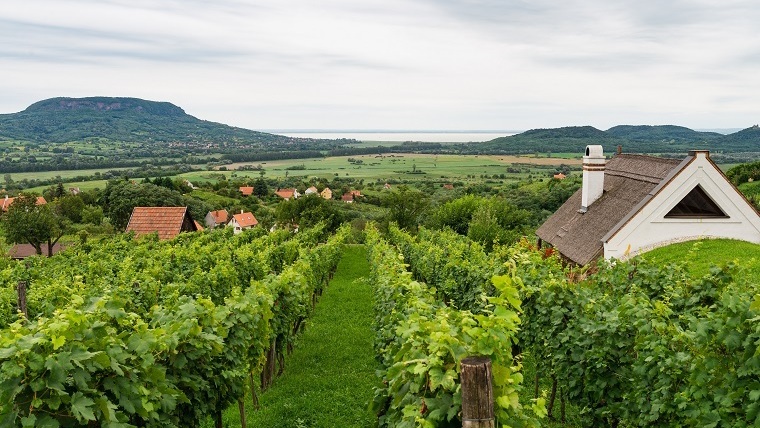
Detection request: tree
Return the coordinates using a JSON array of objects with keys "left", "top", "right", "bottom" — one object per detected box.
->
[
  {"left": 1, "top": 194, "right": 68, "bottom": 256},
  {"left": 100, "top": 180, "right": 185, "bottom": 230},
  {"left": 383, "top": 186, "right": 429, "bottom": 232},
  {"left": 253, "top": 177, "right": 268, "bottom": 198}
]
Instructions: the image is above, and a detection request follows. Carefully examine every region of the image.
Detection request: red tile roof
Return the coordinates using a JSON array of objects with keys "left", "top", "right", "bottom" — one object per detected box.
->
[
  {"left": 232, "top": 212, "right": 258, "bottom": 228},
  {"left": 125, "top": 207, "right": 197, "bottom": 240},
  {"left": 209, "top": 209, "right": 229, "bottom": 224},
  {"left": 443, "top": 184, "right": 454, "bottom": 190},
  {"left": 553, "top": 173, "right": 567, "bottom": 180},
  {"left": 194, "top": 220, "right": 204, "bottom": 231},
  {"left": 239, "top": 186, "right": 254, "bottom": 196},
  {"left": 342, "top": 193, "right": 355, "bottom": 202},
  {"left": 1, "top": 196, "right": 47, "bottom": 211},
  {"left": 275, "top": 189, "right": 296, "bottom": 199}
]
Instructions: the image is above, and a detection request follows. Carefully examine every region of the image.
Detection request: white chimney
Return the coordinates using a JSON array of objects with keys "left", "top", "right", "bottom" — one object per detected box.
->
[{"left": 580, "top": 145, "right": 605, "bottom": 212}]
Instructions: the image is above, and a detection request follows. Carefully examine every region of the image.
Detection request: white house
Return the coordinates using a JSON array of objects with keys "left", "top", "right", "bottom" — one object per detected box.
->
[
  {"left": 536, "top": 146, "right": 760, "bottom": 265},
  {"left": 228, "top": 211, "right": 258, "bottom": 234}
]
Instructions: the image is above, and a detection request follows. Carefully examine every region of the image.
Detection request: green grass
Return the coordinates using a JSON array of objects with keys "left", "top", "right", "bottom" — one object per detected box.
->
[
  {"left": 198, "top": 153, "right": 580, "bottom": 184},
  {"left": 642, "top": 239, "right": 760, "bottom": 279},
  {"left": 210, "top": 245, "right": 377, "bottom": 428}
]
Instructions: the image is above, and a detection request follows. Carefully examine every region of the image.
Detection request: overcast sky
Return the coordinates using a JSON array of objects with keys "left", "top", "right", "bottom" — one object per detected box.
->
[{"left": 1, "top": 0, "right": 758, "bottom": 131}]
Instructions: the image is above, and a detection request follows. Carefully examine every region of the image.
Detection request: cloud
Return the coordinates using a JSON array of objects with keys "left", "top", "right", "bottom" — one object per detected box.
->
[{"left": 0, "top": 0, "right": 758, "bottom": 129}]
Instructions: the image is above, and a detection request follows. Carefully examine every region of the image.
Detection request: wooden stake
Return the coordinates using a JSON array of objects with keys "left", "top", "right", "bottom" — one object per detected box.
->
[
  {"left": 238, "top": 398, "right": 247, "bottom": 428},
  {"left": 17, "top": 281, "right": 28, "bottom": 319},
  {"left": 460, "top": 356, "right": 494, "bottom": 428}
]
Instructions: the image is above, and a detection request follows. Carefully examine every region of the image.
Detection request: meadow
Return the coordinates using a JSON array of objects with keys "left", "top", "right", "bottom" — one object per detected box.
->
[{"left": 191, "top": 153, "right": 581, "bottom": 184}]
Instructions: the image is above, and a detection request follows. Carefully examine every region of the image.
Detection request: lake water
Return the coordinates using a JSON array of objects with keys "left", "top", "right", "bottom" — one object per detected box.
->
[{"left": 264, "top": 130, "right": 519, "bottom": 143}]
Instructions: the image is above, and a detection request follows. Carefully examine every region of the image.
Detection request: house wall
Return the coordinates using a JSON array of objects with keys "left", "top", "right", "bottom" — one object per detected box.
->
[
  {"left": 604, "top": 153, "right": 760, "bottom": 260},
  {"left": 205, "top": 212, "right": 216, "bottom": 228}
]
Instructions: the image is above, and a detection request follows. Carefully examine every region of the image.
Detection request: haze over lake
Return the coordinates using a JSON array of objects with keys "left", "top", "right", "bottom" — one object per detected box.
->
[{"left": 266, "top": 131, "right": 519, "bottom": 143}]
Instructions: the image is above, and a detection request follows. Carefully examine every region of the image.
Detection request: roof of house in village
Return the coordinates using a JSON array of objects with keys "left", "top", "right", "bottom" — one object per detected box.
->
[
  {"left": 443, "top": 184, "right": 454, "bottom": 190},
  {"left": 9, "top": 243, "right": 70, "bottom": 259},
  {"left": 536, "top": 154, "right": 684, "bottom": 265},
  {"left": 208, "top": 209, "right": 229, "bottom": 224},
  {"left": 125, "top": 206, "right": 197, "bottom": 240},
  {"left": 1, "top": 196, "right": 47, "bottom": 211},
  {"left": 239, "top": 186, "right": 254, "bottom": 196},
  {"left": 341, "top": 193, "right": 355, "bottom": 202},
  {"left": 553, "top": 173, "right": 567, "bottom": 180},
  {"left": 194, "top": 220, "right": 204, "bottom": 231},
  {"left": 231, "top": 212, "right": 258, "bottom": 228},
  {"left": 305, "top": 186, "right": 318, "bottom": 194},
  {"left": 275, "top": 188, "right": 296, "bottom": 199}
]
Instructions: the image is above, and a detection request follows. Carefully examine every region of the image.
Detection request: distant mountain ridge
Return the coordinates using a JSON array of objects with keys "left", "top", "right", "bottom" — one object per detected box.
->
[
  {"left": 605, "top": 125, "right": 723, "bottom": 143},
  {"left": 25, "top": 97, "right": 187, "bottom": 117},
  {"left": 0, "top": 97, "right": 757, "bottom": 157},
  {"left": 462, "top": 124, "right": 759, "bottom": 156},
  {"left": 0, "top": 96, "right": 310, "bottom": 147}
]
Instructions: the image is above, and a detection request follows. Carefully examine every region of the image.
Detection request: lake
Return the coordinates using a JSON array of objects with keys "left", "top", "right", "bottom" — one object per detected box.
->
[{"left": 264, "top": 130, "right": 520, "bottom": 143}]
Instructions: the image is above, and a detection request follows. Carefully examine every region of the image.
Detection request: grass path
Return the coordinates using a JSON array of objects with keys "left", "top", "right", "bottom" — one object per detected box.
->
[{"left": 234, "top": 245, "right": 376, "bottom": 428}]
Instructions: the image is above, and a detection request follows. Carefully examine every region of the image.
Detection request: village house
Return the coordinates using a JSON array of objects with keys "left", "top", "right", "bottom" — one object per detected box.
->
[
  {"left": 304, "top": 186, "right": 319, "bottom": 195},
  {"left": 275, "top": 188, "right": 300, "bottom": 200},
  {"left": 205, "top": 209, "right": 229, "bottom": 228},
  {"left": 320, "top": 187, "right": 333, "bottom": 200},
  {"left": 1, "top": 195, "right": 47, "bottom": 212},
  {"left": 536, "top": 146, "right": 760, "bottom": 265},
  {"left": 125, "top": 207, "right": 198, "bottom": 240},
  {"left": 553, "top": 173, "right": 567, "bottom": 180},
  {"left": 239, "top": 186, "right": 254, "bottom": 197},
  {"left": 228, "top": 211, "right": 258, "bottom": 234}
]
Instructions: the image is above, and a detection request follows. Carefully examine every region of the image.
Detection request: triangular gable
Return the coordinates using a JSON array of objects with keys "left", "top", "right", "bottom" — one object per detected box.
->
[
  {"left": 664, "top": 185, "right": 727, "bottom": 218},
  {"left": 603, "top": 151, "right": 760, "bottom": 260}
]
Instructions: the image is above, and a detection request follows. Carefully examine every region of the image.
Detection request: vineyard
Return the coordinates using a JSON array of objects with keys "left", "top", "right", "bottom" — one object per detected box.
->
[
  {"left": 0, "top": 224, "right": 348, "bottom": 427},
  {"left": 1, "top": 223, "right": 759, "bottom": 427},
  {"left": 370, "top": 225, "right": 760, "bottom": 427}
]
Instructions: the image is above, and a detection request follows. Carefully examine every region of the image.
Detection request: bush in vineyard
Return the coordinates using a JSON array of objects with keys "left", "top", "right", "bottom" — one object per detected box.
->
[
  {"left": 366, "top": 224, "right": 544, "bottom": 428},
  {"left": 497, "top": 241, "right": 760, "bottom": 427}
]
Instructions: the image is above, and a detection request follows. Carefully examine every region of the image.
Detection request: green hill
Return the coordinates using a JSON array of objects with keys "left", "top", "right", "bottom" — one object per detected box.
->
[
  {"left": 606, "top": 125, "right": 722, "bottom": 143},
  {"left": 643, "top": 239, "right": 760, "bottom": 279},
  {"left": 462, "top": 124, "right": 759, "bottom": 156},
  {"left": 463, "top": 126, "right": 626, "bottom": 155},
  {"left": 713, "top": 125, "right": 760, "bottom": 152},
  {"left": 0, "top": 96, "right": 330, "bottom": 149}
]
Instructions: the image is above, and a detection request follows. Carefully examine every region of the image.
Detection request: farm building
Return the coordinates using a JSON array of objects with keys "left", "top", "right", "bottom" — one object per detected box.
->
[
  {"left": 536, "top": 146, "right": 760, "bottom": 265},
  {"left": 125, "top": 206, "right": 198, "bottom": 240}
]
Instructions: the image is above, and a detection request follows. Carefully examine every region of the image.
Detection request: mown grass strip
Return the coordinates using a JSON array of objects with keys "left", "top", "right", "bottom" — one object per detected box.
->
[{"left": 218, "top": 244, "right": 376, "bottom": 428}]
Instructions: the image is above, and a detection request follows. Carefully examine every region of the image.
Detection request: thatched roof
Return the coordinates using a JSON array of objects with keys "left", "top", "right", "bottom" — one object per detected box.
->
[{"left": 536, "top": 154, "right": 685, "bottom": 265}]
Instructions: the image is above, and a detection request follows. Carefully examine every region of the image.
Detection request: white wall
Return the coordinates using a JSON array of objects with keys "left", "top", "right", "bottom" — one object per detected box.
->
[{"left": 604, "top": 153, "right": 760, "bottom": 260}]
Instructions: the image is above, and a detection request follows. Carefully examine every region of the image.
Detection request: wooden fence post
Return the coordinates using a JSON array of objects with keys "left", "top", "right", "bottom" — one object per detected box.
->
[
  {"left": 17, "top": 281, "right": 28, "bottom": 319},
  {"left": 461, "top": 356, "right": 494, "bottom": 428}
]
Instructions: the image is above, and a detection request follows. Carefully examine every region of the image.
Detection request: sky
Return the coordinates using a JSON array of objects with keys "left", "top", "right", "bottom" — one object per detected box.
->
[{"left": 1, "top": 0, "right": 759, "bottom": 131}]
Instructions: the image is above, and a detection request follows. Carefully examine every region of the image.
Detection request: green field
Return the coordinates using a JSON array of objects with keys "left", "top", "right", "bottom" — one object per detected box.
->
[{"left": 195, "top": 153, "right": 582, "bottom": 184}]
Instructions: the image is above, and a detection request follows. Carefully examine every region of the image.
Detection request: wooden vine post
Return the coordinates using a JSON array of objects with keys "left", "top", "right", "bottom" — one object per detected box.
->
[
  {"left": 461, "top": 356, "right": 495, "bottom": 428},
  {"left": 17, "top": 281, "right": 28, "bottom": 319}
]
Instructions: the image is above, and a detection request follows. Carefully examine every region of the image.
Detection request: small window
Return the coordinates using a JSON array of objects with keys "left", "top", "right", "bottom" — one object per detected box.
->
[{"left": 665, "top": 185, "right": 728, "bottom": 218}]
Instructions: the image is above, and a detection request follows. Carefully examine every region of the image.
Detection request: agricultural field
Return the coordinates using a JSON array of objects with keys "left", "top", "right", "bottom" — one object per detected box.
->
[{"left": 206, "top": 153, "right": 581, "bottom": 183}]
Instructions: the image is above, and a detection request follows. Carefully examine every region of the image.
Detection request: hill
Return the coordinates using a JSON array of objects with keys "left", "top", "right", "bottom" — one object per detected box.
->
[
  {"left": 713, "top": 125, "right": 760, "bottom": 152},
  {"left": 606, "top": 125, "right": 722, "bottom": 143},
  {"left": 462, "top": 124, "right": 760, "bottom": 157},
  {"left": 0, "top": 96, "right": 339, "bottom": 150},
  {"left": 462, "top": 126, "right": 626, "bottom": 155}
]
